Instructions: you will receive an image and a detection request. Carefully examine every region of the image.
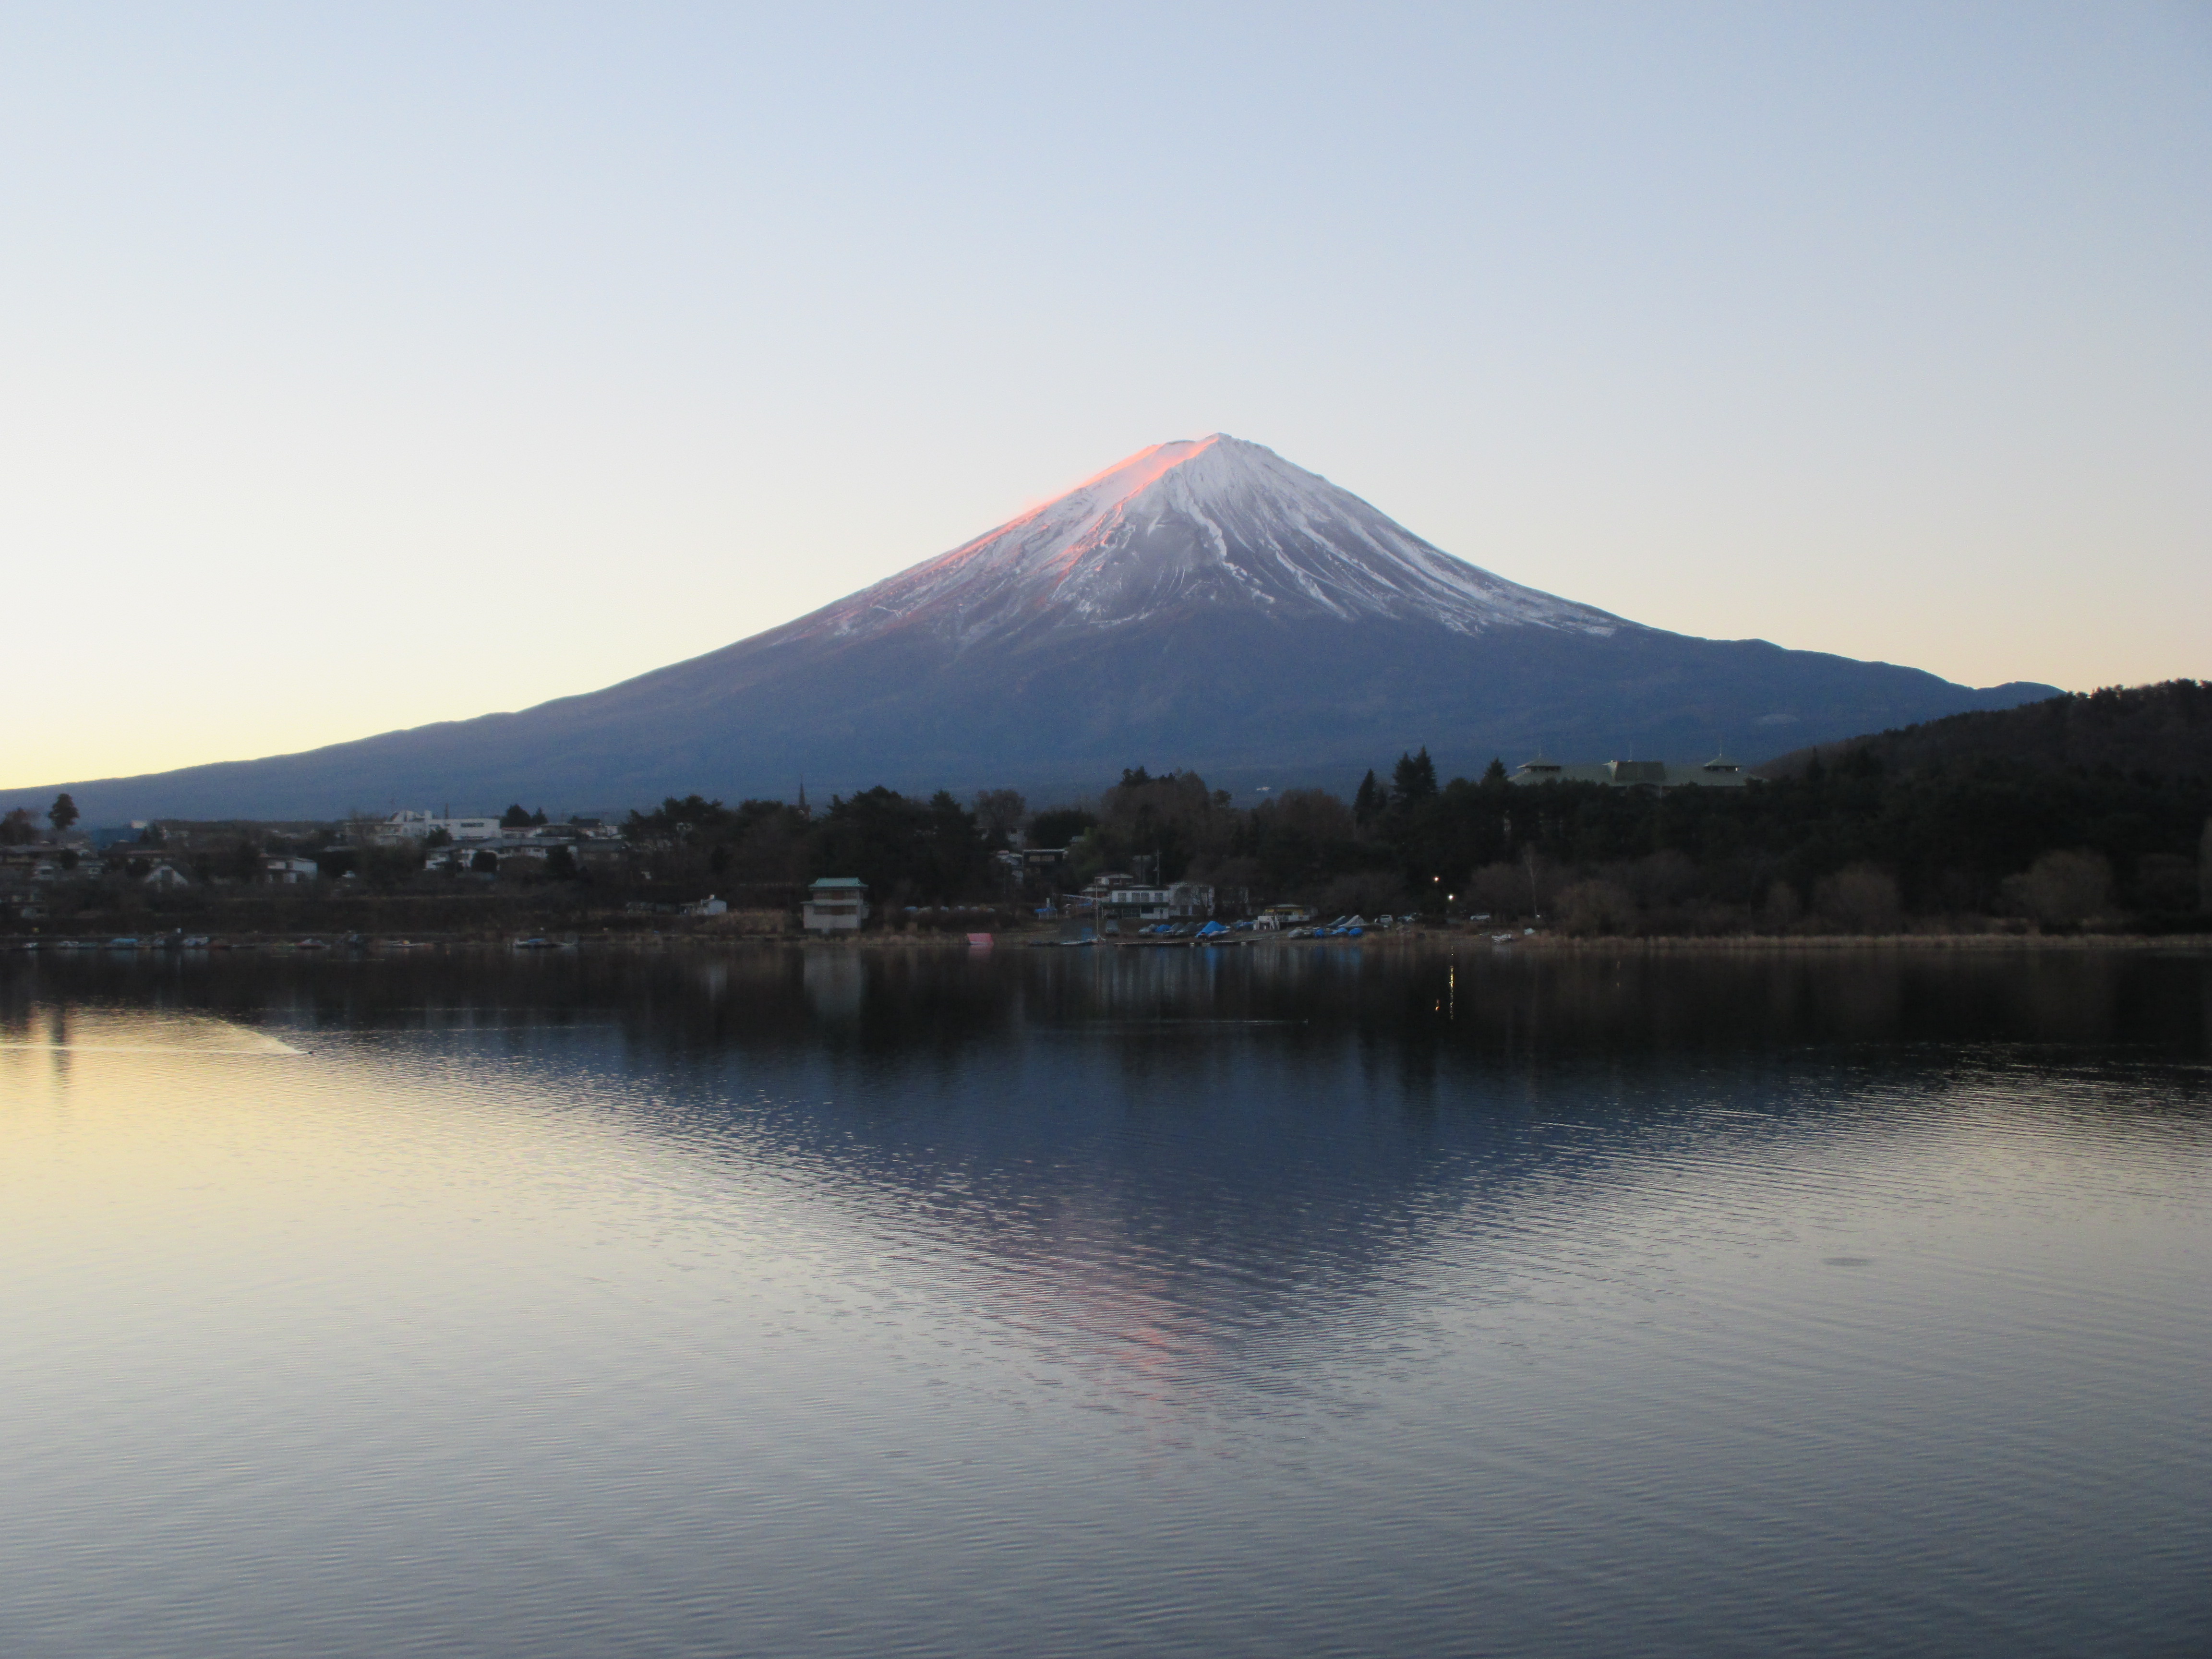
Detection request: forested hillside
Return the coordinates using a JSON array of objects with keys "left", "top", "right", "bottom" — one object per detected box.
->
[{"left": 1759, "top": 681, "right": 2211, "bottom": 782}]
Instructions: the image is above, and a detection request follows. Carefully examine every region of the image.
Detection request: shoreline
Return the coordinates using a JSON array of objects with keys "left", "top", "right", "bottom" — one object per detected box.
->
[
  {"left": 1501, "top": 931, "right": 2212, "bottom": 952},
  {"left": 5, "top": 928, "right": 2208, "bottom": 956}
]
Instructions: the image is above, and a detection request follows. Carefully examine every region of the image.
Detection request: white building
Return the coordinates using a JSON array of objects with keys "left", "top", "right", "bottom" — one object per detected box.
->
[
  {"left": 803, "top": 878, "right": 869, "bottom": 932},
  {"left": 1099, "top": 883, "right": 1214, "bottom": 923},
  {"left": 375, "top": 811, "right": 625, "bottom": 846},
  {"left": 264, "top": 854, "right": 320, "bottom": 885},
  {"left": 374, "top": 811, "right": 505, "bottom": 845}
]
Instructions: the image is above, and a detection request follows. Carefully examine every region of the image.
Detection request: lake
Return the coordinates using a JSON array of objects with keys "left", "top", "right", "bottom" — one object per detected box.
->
[{"left": 3, "top": 943, "right": 2209, "bottom": 1658}]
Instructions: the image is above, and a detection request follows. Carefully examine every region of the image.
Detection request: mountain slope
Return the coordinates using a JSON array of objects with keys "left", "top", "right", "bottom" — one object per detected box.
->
[{"left": 21, "top": 436, "right": 2060, "bottom": 818}]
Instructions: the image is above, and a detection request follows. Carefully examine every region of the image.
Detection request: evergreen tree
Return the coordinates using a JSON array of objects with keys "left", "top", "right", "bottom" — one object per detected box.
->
[
  {"left": 225, "top": 836, "right": 263, "bottom": 883},
  {"left": 1027, "top": 807, "right": 1098, "bottom": 848},
  {"left": 1391, "top": 748, "right": 1439, "bottom": 804},
  {"left": 1353, "top": 770, "right": 1383, "bottom": 826},
  {"left": 48, "top": 793, "right": 78, "bottom": 835}
]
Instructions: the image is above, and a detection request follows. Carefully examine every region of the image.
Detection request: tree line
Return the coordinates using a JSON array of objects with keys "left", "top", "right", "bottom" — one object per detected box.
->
[
  {"left": 604, "top": 738, "right": 2209, "bottom": 932},
  {"left": 12, "top": 676, "right": 2208, "bottom": 932}
]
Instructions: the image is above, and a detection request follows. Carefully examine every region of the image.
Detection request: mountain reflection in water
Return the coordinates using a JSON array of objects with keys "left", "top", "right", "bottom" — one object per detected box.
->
[{"left": 2, "top": 946, "right": 2208, "bottom": 1659}]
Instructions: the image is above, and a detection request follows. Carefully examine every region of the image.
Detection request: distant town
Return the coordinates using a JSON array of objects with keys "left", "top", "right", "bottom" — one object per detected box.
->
[{"left": 5, "top": 684, "right": 2209, "bottom": 947}]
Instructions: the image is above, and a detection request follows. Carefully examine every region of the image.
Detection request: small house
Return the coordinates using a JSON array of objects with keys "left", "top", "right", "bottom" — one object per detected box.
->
[
  {"left": 803, "top": 877, "right": 869, "bottom": 932},
  {"left": 263, "top": 854, "right": 320, "bottom": 885},
  {"left": 1099, "top": 882, "right": 1214, "bottom": 924}
]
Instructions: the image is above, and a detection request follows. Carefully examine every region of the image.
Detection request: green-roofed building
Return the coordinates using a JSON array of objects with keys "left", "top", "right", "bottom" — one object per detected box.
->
[{"left": 803, "top": 877, "right": 870, "bottom": 932}]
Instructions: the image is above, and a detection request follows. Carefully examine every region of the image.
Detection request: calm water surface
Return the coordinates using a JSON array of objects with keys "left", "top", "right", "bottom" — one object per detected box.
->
[{"left": 3, "top": 945, "right": 2209, "bottom": 1658}]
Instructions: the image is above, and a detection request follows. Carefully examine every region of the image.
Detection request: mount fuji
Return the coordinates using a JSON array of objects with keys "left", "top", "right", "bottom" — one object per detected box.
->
[{"left": 35, "top": 435, "right": 2056, "bottom": 817}]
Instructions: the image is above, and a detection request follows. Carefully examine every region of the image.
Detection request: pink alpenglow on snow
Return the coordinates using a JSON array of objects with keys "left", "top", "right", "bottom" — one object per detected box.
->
[{"left": 806, "top": 435, "right": 1624, "bottom": 650}]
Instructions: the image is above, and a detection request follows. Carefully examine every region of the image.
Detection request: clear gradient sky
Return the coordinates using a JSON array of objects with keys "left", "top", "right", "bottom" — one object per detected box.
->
[{"left": 5, "top": 2, "right": 2207, "bottom": 789}]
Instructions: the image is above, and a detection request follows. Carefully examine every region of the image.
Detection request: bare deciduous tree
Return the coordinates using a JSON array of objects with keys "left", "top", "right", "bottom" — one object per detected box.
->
[
  {"left": 1814, "top": 865, "right": 1901, "bottom": 933},
  {"left": 971, "top": 789, "right": 1027, "bottom": 846},
  {"left": 2003, "top": 850, "right": 2112, "bottom": 926}
]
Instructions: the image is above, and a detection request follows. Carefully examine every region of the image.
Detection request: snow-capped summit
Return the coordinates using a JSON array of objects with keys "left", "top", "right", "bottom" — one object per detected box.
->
[{"left": 798, "top": 434, "right": 1624, "bottom": 649}]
